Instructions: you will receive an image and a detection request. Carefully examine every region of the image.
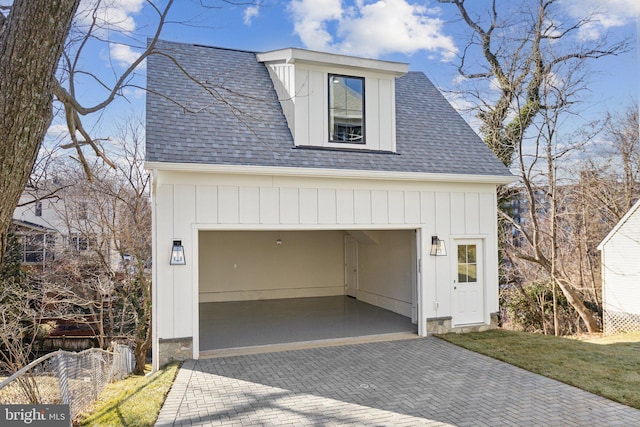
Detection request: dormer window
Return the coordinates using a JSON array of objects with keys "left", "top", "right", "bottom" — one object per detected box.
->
[
  {"left": 329, "top": 75, "right": 364, "bottom": 144},
  {"left": 257, "top": 48, "right": 406, "bottom": 152}
]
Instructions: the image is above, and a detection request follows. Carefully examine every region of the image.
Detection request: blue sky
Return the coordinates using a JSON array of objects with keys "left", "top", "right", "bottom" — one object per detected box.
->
[{"left": 38, "top": 0, "right": 639, "bottom": 151}]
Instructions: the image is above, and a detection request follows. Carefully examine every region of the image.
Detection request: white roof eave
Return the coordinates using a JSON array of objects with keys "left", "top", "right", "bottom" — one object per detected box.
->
[
  {"left": 256, "top": 48, "right": 408, "bottom": 77},
  {"left": 144, "top": 161, "right": 517, "bottom": 185},
  {"left": 597, "top": 198, "right": 640, "bottom": 250}
]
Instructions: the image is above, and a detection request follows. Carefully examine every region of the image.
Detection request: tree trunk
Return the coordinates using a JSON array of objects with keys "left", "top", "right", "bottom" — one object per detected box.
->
[
  {"left": 133, "top": 275, "right": 152, "bottom": 375},
  {"left": 555, "top": 277, "right": 600, "bottom": 333},
  {"left": 134, "top": 316, "right": 152, "bottom": 375},
  {"left": 0, "top": 0, "right": 79, "bottom": 266}
]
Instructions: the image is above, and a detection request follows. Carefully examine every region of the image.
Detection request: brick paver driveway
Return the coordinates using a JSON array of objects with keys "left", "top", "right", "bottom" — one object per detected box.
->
[{"left": 156, "top": 337, "right": 640, "bottom": 426}]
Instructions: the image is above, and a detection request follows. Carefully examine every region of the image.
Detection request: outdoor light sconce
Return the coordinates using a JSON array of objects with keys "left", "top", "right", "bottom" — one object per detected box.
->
[
  {"left": 430, "top": 235, "right": 447, "bottom": 256},
  {"left": 170, "top": 240, "right": 186, "bottom": 265}
]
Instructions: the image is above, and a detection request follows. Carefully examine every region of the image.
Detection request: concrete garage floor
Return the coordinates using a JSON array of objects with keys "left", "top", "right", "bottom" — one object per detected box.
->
[{"left": 199, "top": 296, "right": 417, "bottom": 352}]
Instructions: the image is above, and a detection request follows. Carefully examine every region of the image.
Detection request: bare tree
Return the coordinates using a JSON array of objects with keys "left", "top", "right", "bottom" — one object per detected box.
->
[
  {"left": 0, "top": 282, "right": 51, "bottom": 402},
  {"left": 577, "top": 105, "right": 640, "bottom": 223},
  {"left": 499, "top": 63, "right": 599, "bottom": 333},
  {"left": 94, "top": 118, "right": 152, "bottom": 374},
  {"left": 441, "top": 0, "right": 631, "bottom": 333},
  {"left": 0, "top": 235, "right": 54, "bottom": 401},
  {"left": 0, "top": 0, "right": 79, "bottom": 268},
  {"left": 443, "top": 0, "right": 629, "bottom": 166},
  {"left": 0, "top": 0, "right": 177, "bottom": 271},
  {"left": 37, "top": 118, "right": 152, "bottom": 373},
  {"left": 570, "top": 104, "right": 640, "bottom": 317},
  {"left": 500, "top": 104, "right": 640, "bottom": 335},
  {"left": 0, "top": 0, "right": 263, "bottom": 272}
]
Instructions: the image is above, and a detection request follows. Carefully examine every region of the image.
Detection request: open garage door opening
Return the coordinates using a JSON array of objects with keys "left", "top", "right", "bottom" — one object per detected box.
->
[{"left": 198, "top": 229, "right": 419, "bottom": 353}]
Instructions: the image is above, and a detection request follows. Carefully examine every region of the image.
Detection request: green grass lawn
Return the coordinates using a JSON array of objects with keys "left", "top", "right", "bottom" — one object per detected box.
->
[
  {"left": 437, "top": 329, "right": 640, "bottom": 409},
  {"left": 76, "top": 362, "right": 180, "bottom": 427}
]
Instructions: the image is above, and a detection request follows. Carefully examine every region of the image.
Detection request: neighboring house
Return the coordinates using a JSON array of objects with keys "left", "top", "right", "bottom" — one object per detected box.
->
[
  {"left": 12, "top": 188, "right": 119, "bottom": 271},
  {"left": 146, "top": 40, "right": 515, "bottom": 368},
  {"left": 12, "top": 185, "right": 147, "bottom": 350},
  {"left": 12, "top": 191, "right": 67, "bottom": 269},
  {"left": 597, "top": 199, "right": 640, "bottom": 334},
  {"left": 10, "top": 219, "right": 56, "bottom": 267}
]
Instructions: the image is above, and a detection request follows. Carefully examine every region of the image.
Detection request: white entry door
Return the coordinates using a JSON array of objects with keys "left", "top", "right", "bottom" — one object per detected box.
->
[
  {"left": 344, "top": 236, "right": 358, "bottom": 297},
  {"left": 452, "top": 240, "right": 484, "bottom": 325}
]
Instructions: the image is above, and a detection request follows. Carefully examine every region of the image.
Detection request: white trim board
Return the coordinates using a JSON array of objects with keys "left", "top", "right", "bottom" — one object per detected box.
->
[{"left": 146, "top": 162, "right": 516, "bottom": 185}]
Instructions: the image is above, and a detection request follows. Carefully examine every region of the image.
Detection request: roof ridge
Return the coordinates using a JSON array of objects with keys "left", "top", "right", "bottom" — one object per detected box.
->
[
  {"left": 191, "top": 43, "right": 258, "bottom": 55},
  {"left": 156, "top": 38, "right": 259, "bottom": 54}
]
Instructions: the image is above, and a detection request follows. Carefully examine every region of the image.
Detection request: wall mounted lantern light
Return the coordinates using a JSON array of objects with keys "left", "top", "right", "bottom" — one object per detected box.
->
[
  {"left": 170, "top": 240, "right": 186, "bottom": 265},
  {"left": 430, "top": 235, "right": 447, "bottom": 256}
]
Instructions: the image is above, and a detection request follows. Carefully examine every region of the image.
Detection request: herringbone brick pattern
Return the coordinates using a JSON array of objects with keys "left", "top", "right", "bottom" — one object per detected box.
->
[{"left": 156, "top": 338, "right": 640, "bottom": 426}]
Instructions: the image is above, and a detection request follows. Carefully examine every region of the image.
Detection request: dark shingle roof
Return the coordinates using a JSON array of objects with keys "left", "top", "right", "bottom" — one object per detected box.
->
[
  {"left": 11, "top": 219, "right": 55, "bottom": 233},
  {"left": 146, "top": 39, "right": 511, "bottom": 177}
]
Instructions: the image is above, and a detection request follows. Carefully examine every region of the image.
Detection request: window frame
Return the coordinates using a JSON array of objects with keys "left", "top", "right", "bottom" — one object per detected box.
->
[
  {"left": 78, "top": 202, "right": 88, "bottom": 220},
  {"left": 19, "top": 232, "right": 54, "bottom": 264},
  {"left": 69, "top": 233, "right": 91, "bottom": 251},
  {"left": 328, "top": 74, "right": 365, "bottom": 145},
  {"left": 457, "top": 244, "right": 478, "bottom": 284}
]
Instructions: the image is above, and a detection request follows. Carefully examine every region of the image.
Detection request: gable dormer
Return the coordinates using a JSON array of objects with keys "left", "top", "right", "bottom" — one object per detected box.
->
[{"left": 257, "top": 48, "right": 408, "bottom": 153}]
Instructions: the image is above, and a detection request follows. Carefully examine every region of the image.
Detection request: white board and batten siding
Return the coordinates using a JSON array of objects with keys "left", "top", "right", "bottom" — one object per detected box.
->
[
  {"left": 153, "top": 169, "right": 500, "bottom": 345},
  {"left": 599, "top": 200, "right": 640, "bottom": 316}
]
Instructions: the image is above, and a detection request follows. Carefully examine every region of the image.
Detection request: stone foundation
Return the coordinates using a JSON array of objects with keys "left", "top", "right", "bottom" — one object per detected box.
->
[
  {"left": 490, "top": 311, "right": 500, "bottom": 327},
  {"left": 427, "top": 312, "right": 500, "bottom": 335},
  {"left": 426, "top": 316, "right": 452, "bottom": 334},
  {"left": 158, "top": 337, "right": 193, "bottom": 367}
]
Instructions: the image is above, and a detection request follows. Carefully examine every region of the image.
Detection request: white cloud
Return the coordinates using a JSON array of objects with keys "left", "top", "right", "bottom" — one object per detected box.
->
[
  {"left": 559, "top": 0, "right": 639, "bottom": 40},
  {"left": 76, "top": 0, "right": 145, "bottom": 33},
  {"left": 288, "top": 0, "right": 457, "bottom": 60},
  {"left": 542, "top": 18, "right": 563, "bottom": 40},
  {"left": 488, "top": 76, "right": 501, "bottom": 92},
  {"left": 45, "top": 124, "right": 84, "bottom": 147},
  {"left": 109, "top": 43, "right": 142, "bottom": 68},
  {"left": 244, "top": 5, "right": 260, "bottom": 25},
  {"left": 288, "top": 0, "right": 343, "bottom": 51},
  {"left": 452, "top": 74, "right": 468, "bottom": 85},
  {"left": 46, "top": 124, "right": 70, "bottom": 140},
  {"left": 340, "top": 0, "right": 456, "bottom": 59},
  {"left": 123, "top": 87, "right": 146, "bottom": 99},
  {"left": 543, "top": 71, "right": 565, "bottom": 92}
]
